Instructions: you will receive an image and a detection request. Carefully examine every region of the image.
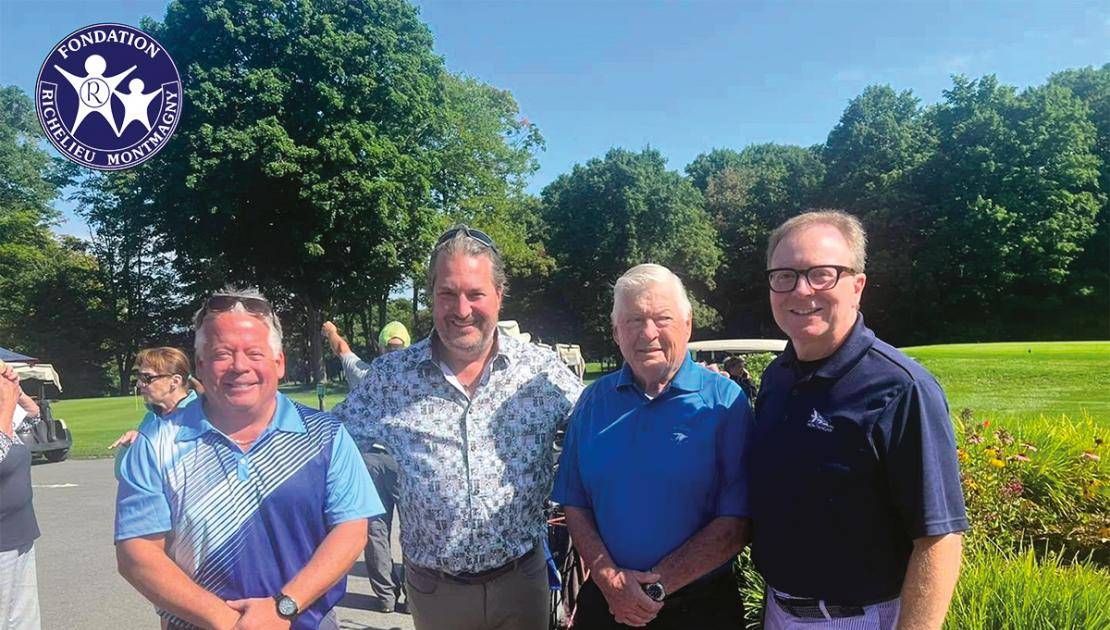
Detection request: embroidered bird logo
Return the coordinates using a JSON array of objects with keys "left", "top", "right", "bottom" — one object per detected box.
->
[{"left": 673, "top": 432, "right": 689, "bottom": 443}]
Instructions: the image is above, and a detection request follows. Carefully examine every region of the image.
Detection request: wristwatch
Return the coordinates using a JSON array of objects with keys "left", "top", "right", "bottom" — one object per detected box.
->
[
  {"left": 642, "top": 581, "right": 666, "bottom": 602},
  {"left": 274, "top": 593, "right": 300, "bottom": 620}
]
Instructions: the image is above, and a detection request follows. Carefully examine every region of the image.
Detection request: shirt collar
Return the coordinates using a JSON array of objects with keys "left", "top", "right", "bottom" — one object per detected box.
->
[
  {"left": 418, "top": 329, "right": 514, "bottom": 371},
  {"left": 146, "top": 389, "right": 198, "bottom": 417},
  {"left": 616, "top": 354, "right": 701, "bottom": 395},
  {"left": 781, "top": 313, "right": 875, "bottom": 381},
  {"left": 175, "top": 392, "right": 306, "bottom": 443}
]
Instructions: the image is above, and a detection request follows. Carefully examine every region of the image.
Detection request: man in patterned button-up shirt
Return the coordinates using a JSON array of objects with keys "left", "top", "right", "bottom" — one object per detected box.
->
[{"left": 333, "top": 225, "right": 583, "bottom": 630}]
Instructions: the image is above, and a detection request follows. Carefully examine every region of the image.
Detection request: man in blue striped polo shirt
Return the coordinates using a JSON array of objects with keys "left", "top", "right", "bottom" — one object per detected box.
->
[{"left": 115, "top": 288, "right": 383, "bottom": 629}]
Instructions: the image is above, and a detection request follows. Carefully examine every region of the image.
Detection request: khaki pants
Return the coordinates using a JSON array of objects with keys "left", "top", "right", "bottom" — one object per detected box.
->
[{"left": 405, "top": 549, "right": 550, "bottom": 630}]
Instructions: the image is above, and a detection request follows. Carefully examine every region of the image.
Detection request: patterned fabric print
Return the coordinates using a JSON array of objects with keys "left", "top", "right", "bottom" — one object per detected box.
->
[
  {"left": 0, "top": 414, "right": 41, "bottom": 463},
  {"left": 334, "top": 333, "right": 583, "bottom": 574}
]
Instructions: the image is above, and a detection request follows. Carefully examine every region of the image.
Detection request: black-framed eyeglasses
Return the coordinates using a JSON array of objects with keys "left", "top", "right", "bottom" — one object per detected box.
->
[
  {"left": 204, "top": 295, "right": 273, "bottom": 317},
  {"left": 766, "top": 265, "right": 858, "bottom": 293},
  {"left": 135, "top": 373, "right": 173, "bottom": 385},
  {"left": 435, "top": 226, "right": 499, "bottom": 254}
]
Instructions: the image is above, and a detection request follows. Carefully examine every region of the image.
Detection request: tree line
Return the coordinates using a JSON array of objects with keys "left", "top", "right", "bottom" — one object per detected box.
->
[{"left": 0, "top": 0, "right": 1105, "bottom": 397}]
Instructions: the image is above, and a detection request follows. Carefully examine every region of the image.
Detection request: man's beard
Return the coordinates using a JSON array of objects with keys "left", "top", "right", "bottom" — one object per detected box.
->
[{"left": 441, "top": 316, "right": 493, "bottom": 354}]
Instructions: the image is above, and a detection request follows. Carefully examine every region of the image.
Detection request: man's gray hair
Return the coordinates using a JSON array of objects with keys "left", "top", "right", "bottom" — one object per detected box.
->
[
  {"left": 766, "top": 210, "right": 868, "bottom": 272},
  {"left": 192, "top": 286, "right": 283, "bottom": 356},
  {"left": 611, "top": 264, "right": 693, "bottom": 324},
  {"left": 425, "top": 225, "right": 508, "bottom": 299}
]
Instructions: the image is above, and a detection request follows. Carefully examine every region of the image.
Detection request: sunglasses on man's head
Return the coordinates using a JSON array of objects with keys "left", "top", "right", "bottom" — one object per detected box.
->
[
  {"left": 204, "top": 295, "right": 272, "bottom": 317},
  {"left": 435, "top": 226, "right": 499, "bottom": 253}
]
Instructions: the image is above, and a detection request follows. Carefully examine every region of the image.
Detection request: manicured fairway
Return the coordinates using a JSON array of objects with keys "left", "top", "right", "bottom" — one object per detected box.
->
[
  {"left": 44, "top": 341, "right": 1109, "bottom": 458},
  {"left": 903, "top": 341, "right": 1109, "bottom": 428}
]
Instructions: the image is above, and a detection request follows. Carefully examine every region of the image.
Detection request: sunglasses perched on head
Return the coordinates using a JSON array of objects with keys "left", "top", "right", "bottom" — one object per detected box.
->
[
  {"left": 203, "top": 295, "right": 273, "bottom": 317},
  {"left": 435, "top": 226, "right": 499, "bottom": 253}
]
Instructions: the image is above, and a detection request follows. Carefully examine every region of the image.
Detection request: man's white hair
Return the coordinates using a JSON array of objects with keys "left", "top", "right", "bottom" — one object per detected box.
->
[
  {"left": 192, "top": 286, "right": 283, "bottom": 356},
  {"left": 611, "top": 263, "right": 693, "bottom": 324}
]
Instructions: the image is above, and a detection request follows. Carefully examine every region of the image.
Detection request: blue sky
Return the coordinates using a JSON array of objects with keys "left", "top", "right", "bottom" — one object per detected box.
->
[{"left": 2, "top": 0, "right": 1107, "bottom": 236}]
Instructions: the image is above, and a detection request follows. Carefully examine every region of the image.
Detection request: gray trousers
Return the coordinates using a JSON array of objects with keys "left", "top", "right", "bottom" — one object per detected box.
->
[
  {"left": 0, "top": 544, "right": 40, "bottom": 630},
  {"left": 405, "top": 548, "right": 549, "bottom": 630},
  {"left": 363, "top": 450, "right": 402, "bottom": 608}
]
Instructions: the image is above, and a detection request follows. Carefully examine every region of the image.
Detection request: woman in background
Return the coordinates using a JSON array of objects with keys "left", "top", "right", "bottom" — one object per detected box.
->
[
  {"left": 109, "top": 347, "right": 202, "bottom": 449},
  {"left": 0, "top": 361, "right": 43, "bottom": 629}
]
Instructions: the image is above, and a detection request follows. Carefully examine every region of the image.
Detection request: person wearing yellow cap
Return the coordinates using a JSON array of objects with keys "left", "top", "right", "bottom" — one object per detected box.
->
[{"left": 322, "top": 320, "right": 410, "bottom": 614}]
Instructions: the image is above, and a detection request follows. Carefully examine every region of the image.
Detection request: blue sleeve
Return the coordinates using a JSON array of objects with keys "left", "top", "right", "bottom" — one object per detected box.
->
[
  {"left": 325, "top": 425, "right": 384, "bottom": 526},
  {"left": 114, "top": 432, "right": 171, "bottom": 541},
  {"left": 883, "top": 379, "right": 968, "bottom": 539},
  {"left": 550, "top": 389, "right": 592, "bottom": 509},
  {"left": 715, "top": 383, "right": 754, "bottom": 518}
]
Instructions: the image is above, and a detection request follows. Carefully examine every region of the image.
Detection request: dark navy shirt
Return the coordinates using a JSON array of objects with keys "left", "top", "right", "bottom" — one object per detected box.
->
[
  {"left": 552, "top": 356, "right": 753, "bottom": 571},
  {"left": 751, "top": 315, "right": 967, "bottom": 604}
]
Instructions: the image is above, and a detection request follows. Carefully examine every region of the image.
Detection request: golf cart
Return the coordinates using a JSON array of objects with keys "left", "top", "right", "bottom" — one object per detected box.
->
[
  {"left": 2, "top": 347, "right": 73, "bottom": 463},
  {"left": 686, "top": 338, "right": 787, "bottom": 364}
]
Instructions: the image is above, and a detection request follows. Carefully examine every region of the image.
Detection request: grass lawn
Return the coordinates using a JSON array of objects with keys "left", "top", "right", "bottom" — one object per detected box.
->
[
  {"left": 46, "top": 341, "right": 1109, "bottom": 458},
  {"left": 50, "top": 384, "right": 353, "bottom": 459},
  {"left": 903, "top": 341, "right": 1109, "bottom": 429}
]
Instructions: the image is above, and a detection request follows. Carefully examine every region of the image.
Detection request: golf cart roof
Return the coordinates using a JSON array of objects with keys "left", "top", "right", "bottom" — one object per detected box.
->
[
  {"left": 9, "top": 363, "right": 62, "bottom": 392},
  {"left": 687, "top": 339, "right": 787, "bottom": 354}
]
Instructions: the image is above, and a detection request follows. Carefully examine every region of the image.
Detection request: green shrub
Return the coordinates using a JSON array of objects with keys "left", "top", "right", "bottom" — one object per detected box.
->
[
  {"left": 955, "top": 409, "right": 1109, "bottom": 562},
  {"left": 946, "top": 546, "right": 1110, "bottom": 629}
]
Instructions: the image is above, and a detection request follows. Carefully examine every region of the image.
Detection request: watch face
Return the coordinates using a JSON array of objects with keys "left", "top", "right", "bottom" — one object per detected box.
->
[
  {"left": 278, "top": 596, "right": 298, "bottom": 616},
  {"left": 644, "top": 583, "right": 665, "bottom": 602}
]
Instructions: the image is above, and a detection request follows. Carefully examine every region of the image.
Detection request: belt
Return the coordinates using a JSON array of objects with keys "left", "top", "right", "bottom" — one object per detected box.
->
[
  {"left": 410, "top": 547, "right": 537, "bottom": 586},
  {"left": 772, "top": 592, "right": 897, "bottom": 619}
]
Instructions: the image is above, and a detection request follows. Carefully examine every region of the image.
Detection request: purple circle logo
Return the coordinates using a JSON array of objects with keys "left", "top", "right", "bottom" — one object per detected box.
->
[{"left": 35, "top": 23, "right": 182, "bottom": 171}]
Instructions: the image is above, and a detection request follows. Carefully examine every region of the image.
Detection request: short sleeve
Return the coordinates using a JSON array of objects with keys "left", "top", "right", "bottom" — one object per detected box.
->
[
  {"left": 324, "top": 425, "right": 384, "bottom": 526},
  {"left": 882, "top": 379, "right": 968, "bottom": 539},
  {"left": 550, "top": 389, "right": 592, "bottom": 509},
  {"left": 114, "top": 433, "right": 172, "bottom": 541},
  {"left": 332, "top": 363, "right": 385, "bottom": 452},
  {"left": 715, "top": 384, "right": 754, "bottom": 518}
]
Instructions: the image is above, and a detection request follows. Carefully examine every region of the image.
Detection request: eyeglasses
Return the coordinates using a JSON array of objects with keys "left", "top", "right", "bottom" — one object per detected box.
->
[
  {"left": 435, "top": 226, "right": 499, "bottom": 253},
  {"left": 136, "top": 373, "right": 173, "bottom": 385},
  {"left": 203, "top": 295, "right": 273, "bottom": 317},
  {"left": 766, "top": 265, "right": 858, "bottom": 293}
]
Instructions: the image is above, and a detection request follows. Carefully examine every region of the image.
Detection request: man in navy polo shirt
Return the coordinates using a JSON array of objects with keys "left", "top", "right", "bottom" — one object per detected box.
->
[
  {"left": 753, "top": 211, "right": 967, "bottom": 629},
  {"left": 553, "top": 263, "right": 752, "bottom": 629}
]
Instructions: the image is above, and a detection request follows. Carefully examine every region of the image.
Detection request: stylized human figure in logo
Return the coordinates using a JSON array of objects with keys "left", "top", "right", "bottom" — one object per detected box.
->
[
  {"left": 53, "top": 54, "right": 136, "bottom": 136},
  {"left": 115, "top": 79, "right": 163, "bottom": 136}
]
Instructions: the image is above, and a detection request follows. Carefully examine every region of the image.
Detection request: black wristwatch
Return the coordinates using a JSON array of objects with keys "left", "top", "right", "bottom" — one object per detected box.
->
[
  {"left": 642, "top": 581, "right": 666, "bottom": 602},
  {"left": 274, "top": 593, "right": 300, "bottom": 620}
]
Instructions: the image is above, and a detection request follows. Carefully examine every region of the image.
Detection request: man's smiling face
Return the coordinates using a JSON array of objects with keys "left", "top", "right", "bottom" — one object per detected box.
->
[
  {"left": 196, "top": 311, "right": 284, "bottom": 420},
  {"left": 769, "top": 223, "right": 866, "bottom": 360}
]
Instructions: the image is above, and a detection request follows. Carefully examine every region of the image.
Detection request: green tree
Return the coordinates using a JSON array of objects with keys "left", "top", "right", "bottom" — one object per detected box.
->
[
  {"left": 74, "top": 171, "right": 185, "bottom": 394},
  {"left": 540, "top": 148, "right": 721, "bottom": 358},
  {"left": 820, "top": 85, "right": 937, "bottom": 339},
  {"left": 693, "top": 143, "right": 826, "bottom": 336},
  {"left": 916, "top": 75, "right": 1102, "bottom": 340},
  {"left": 139, "top": 0, "right": 452, "bottom": 382}
]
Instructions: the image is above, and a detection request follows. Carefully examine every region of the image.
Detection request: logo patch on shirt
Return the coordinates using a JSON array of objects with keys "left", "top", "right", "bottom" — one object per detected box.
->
[
  {"left": 806, "top": 409, "right": 834, "bottom": 433},
  {"left": 672, "top": 432, "right": 689, "bottom": 443}
]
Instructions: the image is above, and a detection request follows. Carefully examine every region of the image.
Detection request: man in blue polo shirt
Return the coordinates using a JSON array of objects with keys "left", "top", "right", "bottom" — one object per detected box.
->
[
  {"left": 553, "top": 263, "right": 752, "bottom": 629},
  {"left": 115, "top": 288, "right": 383, "bottom": 630},
  {"left": 753, "top": 211, "right": 967, "bottom": 629}
]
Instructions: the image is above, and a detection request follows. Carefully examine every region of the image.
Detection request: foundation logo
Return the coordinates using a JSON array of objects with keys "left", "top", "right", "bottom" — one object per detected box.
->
[{"left": 35, "top": 23, "right": 182, "bottom": 170}]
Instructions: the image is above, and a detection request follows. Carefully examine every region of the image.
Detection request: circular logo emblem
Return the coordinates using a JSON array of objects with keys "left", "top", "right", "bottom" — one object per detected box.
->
[{"left": 35, "top": 23, "right": 182, "bottom": 171}]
